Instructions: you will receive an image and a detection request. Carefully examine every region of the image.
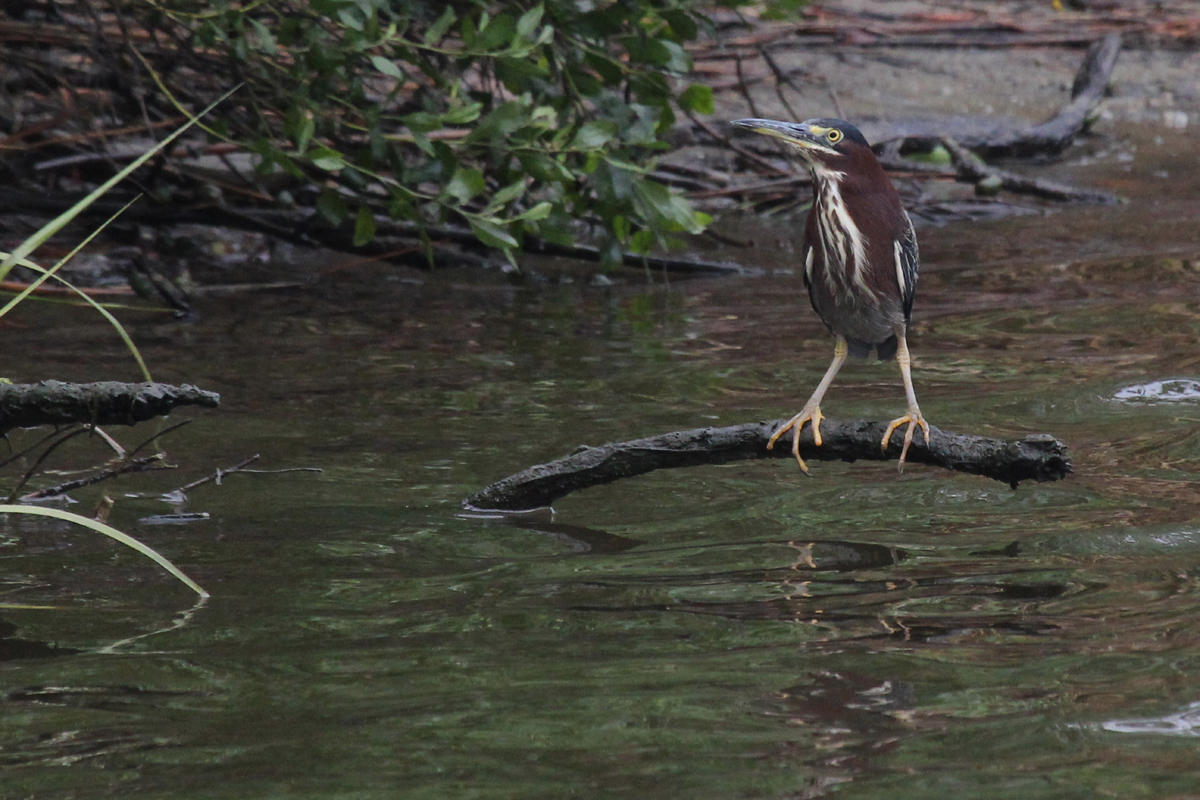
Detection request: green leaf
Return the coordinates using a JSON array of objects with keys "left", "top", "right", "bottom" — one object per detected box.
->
[
  {"left": 518, "top": 153, "right": 573, "bottom": 184},
  {"left": 512, "top": 201, "right": 552, "bottom": 221},
  {"left": 295, "top": 113, "right": 315, "bottom": 153},
  {"left": 338, "top": 6, "right": 364, "bottom": 32},
  {"left": 629, "top": 71, "right": 670, "bottom": 104},
  {"left": 316, "top": 189, "right": 350, "bottom": 225},
  {"left": 249, "top": 18, "right": 277, "bottom": 55},
  {"left": 572, "top": 120, "right": 617, "bottom": 150},
  {"left": 633, "top": 178, "right": 705, "bottom": 233},
  {"left": 443, "top": 103, "right": 483, "bottom": 125},
  {"left": 491, "top": 179, "right": 528, "bottom": 207},
  {"left": 370, "top": 54, "right": 404, "bottom": 78},
  {"left": 479, "top": 13, "right": 515, "bottom": 50},
  {"left": 309, "top": 147, "right": 346, "bottom": 171},
  {"left": 353, "top": 206, "right": 377, "bottom": 246},
  {"left": 566, "top": 65, "right": 602, "bottom": 97},
  {"left": 412, "top": 132, "right": 434, "bottom": 156},
  {"left": 659, "top": 41, "right": 692, "bottom": 72},
  {"left": 496, "top": 57, "right": 549, "bottom": 92},
  {"left": 584, "top": 52, "right": 624, "bottom": 85},
  {"left": 613, "top": 215, "right": 631, "bottom": 241},
  {"left": 469, "top": 217, "right": 519, "bottom": 249},
  {"left": 424, "top": 5, "right": 456, "bottom": 45},
  {"left": 460, "top": 13, "right": 478, "bottom": 49},
  {"left": 389, "top": 190, "right": 415, "bottom": 220},
  {"left": 515, "top": 4, "right": 544, "bottom": 41},
  {"left": 631, "top": 229, "right": 655, "bottom": 253},
  {"left": 403, "top": 111, "right": 443, "bottom": 133},
  {"left": 445, "top": 167, "right": 486, "bottom": 204},
  {"left": 466, "top": 102, "right": 534, "bottom": 144},
  {"left": 662, "top": 10, "right": 698, "bottom": 41},
  {"left": 533, "top": 208, "right": 576, "bottom": 246},
  {"left": 623, "top": 36, "right": 671, "bottom": 67},
  {"left": 678, "top": 84, "right": 714, "bottom": 114}
]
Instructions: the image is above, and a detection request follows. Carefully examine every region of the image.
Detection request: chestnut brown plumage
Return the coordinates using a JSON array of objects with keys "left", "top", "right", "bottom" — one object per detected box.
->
[{"left": 733, "top": 117, "right": 930, "bottom": 473}]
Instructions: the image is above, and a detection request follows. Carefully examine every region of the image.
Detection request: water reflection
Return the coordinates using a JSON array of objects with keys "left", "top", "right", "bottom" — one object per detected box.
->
[
  {"left": 1101, "top": 702, "right": 1200, "bottom": 737},
  {"left": 1113, "top": 378, "right": 1200, "bottom": 403}
]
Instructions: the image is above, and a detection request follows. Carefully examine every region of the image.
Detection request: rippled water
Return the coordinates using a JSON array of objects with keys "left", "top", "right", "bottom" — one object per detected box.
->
[{"left": 3, "top": 133, "right": 1200, "bottom": 797}]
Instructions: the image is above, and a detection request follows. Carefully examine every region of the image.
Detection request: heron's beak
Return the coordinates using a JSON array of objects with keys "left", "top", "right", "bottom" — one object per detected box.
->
[{"left": 731, "top": 118, "right": 837, "bottom": 156}]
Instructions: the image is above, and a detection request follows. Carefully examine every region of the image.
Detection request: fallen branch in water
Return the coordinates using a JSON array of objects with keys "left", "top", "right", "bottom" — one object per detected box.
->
[
  {"left": 465, "top": 419, "right": 1072, "bottom": 512},
  {"left": 20, "top": 454, "right": 172, "bottom": 500},
  {"left": 0, "top": 380, "right": 220, "bottom": 435}
]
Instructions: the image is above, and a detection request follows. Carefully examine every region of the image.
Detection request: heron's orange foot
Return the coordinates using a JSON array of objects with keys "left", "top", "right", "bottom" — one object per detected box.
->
[
  {"left": 881, "top": 410, "right": 930, "bottom": 472},
  {"left": 767, "top": 406, "right": 825, "bottom": 473}
]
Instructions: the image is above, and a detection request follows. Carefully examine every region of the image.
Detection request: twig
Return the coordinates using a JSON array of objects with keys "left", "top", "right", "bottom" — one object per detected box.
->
[
  {"left": 91, "top": 426, "right": 127, "bottom": 458},
  {"left": 171, "top": 454, "right": 261, "bottom": 495},
  {"left": 756, "top": 45, "right": 803, "bottom": 123},
  {"left": 21, "top": 455, "right": 171, "bottom": 500},
  {"left": 939, "top": 137, "right": 1120, "bottom": 204},
  {"left": 689, "top": 174, "right": 810, "bottom": 201},
  {"left": 6, "top": 425, "right": 88, "bottom": 502},
  {"left": 465, "top": 418, "right": 1072, "bottom": 512},
  {"left": 127, "top": 418, "right": 193, "bottom": 459},
  {"left": 686, "top": 110, "right": 789, "bottom": 177},
  {"left": 0, "top": 427, "right": 66, "bottom": 470},
  {"left": 826, "top": 79, "right": 846, "bottom": 121},
  {"left": 163, "top": 455, "right": 321, "bottom": 500},
  {"left": 735, "top": 51, "right": 762, "bottom": 119}
]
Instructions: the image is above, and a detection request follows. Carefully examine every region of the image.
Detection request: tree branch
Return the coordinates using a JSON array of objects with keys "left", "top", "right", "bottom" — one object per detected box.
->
[
  {"left": 868, "top": 33, "right": 1123, "bottom": 160},
  {"left": 465, "top": 419, "right": 1072, "bottom": 512},
  {"left": 0, "top": 381, "right": 220, "bottom": 434}
]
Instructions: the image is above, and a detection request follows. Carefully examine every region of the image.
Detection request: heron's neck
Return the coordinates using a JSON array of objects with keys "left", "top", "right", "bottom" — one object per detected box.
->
[{"left": 808, "top": 161, "right": 845, "bottom": 184}]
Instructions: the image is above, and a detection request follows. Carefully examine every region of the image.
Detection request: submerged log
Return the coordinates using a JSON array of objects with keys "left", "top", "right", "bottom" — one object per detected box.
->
[
  {"left": 0, "top": 381, "right": 220, "bottom": 434},
  {"left": 465, "top": 419, "right": 1071, "bottom": 512}
]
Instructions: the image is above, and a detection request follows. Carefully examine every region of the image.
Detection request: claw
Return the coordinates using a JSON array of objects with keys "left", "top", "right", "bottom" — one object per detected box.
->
[
  {"left": 881, "top": 411, "right": 931, "bottom": 472},
  {"left": 767, "top": 406, "right": 824, "bottom": 474}
]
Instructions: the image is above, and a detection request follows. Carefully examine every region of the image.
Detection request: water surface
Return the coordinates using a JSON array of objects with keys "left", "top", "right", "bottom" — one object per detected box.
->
[{"left": 2, "top": 130, "right": 1200, "bottom": 798}]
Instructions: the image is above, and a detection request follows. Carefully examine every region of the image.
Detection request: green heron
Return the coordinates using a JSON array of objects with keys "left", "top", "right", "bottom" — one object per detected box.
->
[{"left": 732, "top": 117, "right": 930, "bottom": 473}]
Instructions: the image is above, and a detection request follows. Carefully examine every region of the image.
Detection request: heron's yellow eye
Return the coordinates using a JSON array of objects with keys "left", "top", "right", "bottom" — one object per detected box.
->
[{"left": 827, "top": 129, "right": 843, "bottom": 143}]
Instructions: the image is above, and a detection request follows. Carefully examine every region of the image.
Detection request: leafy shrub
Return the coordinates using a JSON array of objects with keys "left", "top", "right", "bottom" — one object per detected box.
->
[{"left": 142, "top": 0, "right": 725, "bottom": 266}]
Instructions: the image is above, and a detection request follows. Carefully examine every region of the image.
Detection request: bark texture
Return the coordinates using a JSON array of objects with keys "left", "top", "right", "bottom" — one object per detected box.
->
[
  {"left": 0, "top": 381, "right": 220, "bottom": 434},
  {"left": 465, "top": 418, "right": 1072, "bottom": 512}
]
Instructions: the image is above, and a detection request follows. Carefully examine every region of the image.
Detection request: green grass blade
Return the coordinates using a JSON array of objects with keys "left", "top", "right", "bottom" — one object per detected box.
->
[
  {"left": 0, "top": 196, "right": 140, "bottom": 318},
  {"left": 0, "top": 250, "right": 154, "bottom": 380},
  {"left": 0, "top": 504, "right": 209, "bottom": 598},
  {"left": 0, "top": 196, "right": 154, "bottom": 380},
  {"left": 0, "top": 86, "right": 238, "bottom": 284}
]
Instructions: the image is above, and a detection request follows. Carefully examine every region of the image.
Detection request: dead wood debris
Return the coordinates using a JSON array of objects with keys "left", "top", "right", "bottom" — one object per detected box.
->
[
  {"left": 465, "top": 418, "right": 1072, "bottom": 512},
  {"left": 698, "top": 33, "right": 1125, "bottom": 214},
  {"left": 0, "top": 381, "right": 220, "bottom": 435}
]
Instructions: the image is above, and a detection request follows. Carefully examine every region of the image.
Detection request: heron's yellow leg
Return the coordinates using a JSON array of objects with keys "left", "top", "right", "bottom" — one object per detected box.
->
[
  {"left": 881, "top": 331, "right": 931, "bottom": 471},
  {"left": 768, "top": 337, "right": 848, "bottom": 473}
]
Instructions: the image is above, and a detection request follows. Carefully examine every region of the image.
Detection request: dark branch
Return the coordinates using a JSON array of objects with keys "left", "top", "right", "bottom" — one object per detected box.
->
[
  {"left": 940, "top": 137, "right": 1120, "bottom": 204},
  {"left": 869, "top": 33, "right": 1123, "bottom": 160},
  {"left": 465, "top": 419, "right": 1072, "bottom": 512},
  {"left": 0, "top": 381, "right": 220, "bottom": 435},
  {"left": 992, "top": 31, "right": 1123, "bottom": 158}
]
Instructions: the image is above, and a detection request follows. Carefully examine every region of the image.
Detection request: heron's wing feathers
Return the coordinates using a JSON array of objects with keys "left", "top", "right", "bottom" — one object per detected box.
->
[{"left": 894, "top": 211, "right": 919, "bottom": 322}]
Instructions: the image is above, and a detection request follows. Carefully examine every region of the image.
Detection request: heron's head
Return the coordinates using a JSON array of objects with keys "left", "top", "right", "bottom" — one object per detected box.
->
[{"left": 732, "top": 118, "right": 873, "bottom": 173}]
